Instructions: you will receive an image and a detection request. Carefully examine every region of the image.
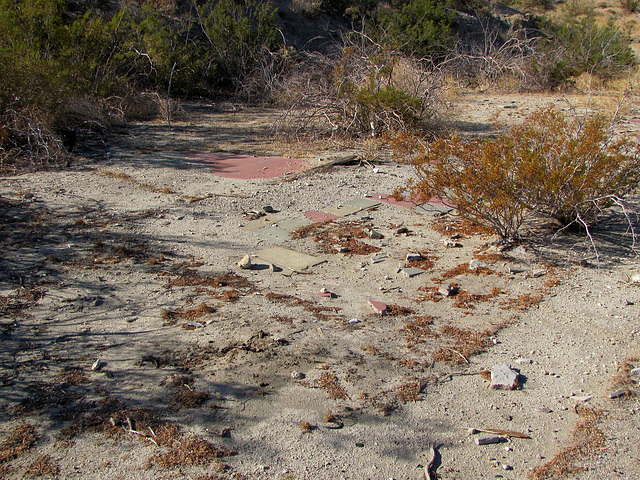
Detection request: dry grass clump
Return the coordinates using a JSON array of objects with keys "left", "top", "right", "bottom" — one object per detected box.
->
[
  {"left": 98, "top": 169, "right": 175, "bottom": 195},
  {"left": 317, "top": 372, "right": 349, "bottom": 400},
  {"left": 173, "top": 385, "right": 210, "bottom": 409},
  {"left": 161, "top": 302, "right": 215, "bottom": 326},
  {"left": 385, "top": 304, "right": 416, "bottom": 316},
  {"left": 611, "top": 357, "right": 639, "bottom": 391},
  {"left": 0, "top": 287, "right": 45, "bottom": 319},
  {"left": 436, "top": 262, "right": 497, "bottom": 280},
  {"left": 15, "top": 381, "right": 81, "bottom": 416},
  {"left": 292, "top": 220, "right": 382, "bottom": 255},
  {"left": 529, "top": 406, "right": 605, "bottom": 479},
  {"left": 24, "top": 454, "right": 59, "bottom": 477},
  {"left": 500, "top": 292, "right": 543, "bottom": 311},
  {"left": 299, "top": 421, "right": 315, "bottom": 433},
  {"left": 432, "top": 217, "right": 495, "bottom": 238},
  {"left": 432, "top": 325, "right": 500, "bottom": 364},
  {"left": 0, "top": 424, "right": 38, "bottom": 464},
  {"left": 150, "top": 436, "right": 235, "bottom": 468},
  {"left": 452, "top": 287, "right": 505, "bottom": 310},
  {"left": 265, "top": 292, "right": 342, "bottom": 321},
  {"left": 56, "top": 367, "right": 91, "bottom": 385},
  {"left": 162, "top": 270, "right": 254, "bottom": 291},
  {"left": 400, "top": 315, "right": 438, "bottom": 350}
]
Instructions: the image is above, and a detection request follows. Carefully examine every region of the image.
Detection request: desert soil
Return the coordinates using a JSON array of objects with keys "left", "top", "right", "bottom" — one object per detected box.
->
[{"left": 1, "top": 93, "right": 640, "bottom": 480}]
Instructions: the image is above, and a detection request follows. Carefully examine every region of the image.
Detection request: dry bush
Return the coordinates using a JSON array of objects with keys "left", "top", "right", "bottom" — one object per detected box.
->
[
  {"left": 173, "top": 385, "right": 211, "bottom": 409},
  {"left": 432, "top": 325, "right": 499, "bottom": 364},
  {"left": 399, "top": 107, "right": 640, "bottom": 239},
  {"left": 265, "top": 292, "right": 342, "bottom": 321},
  {"left": 161, "top": 303, "right": 215, "bottom": 326}
]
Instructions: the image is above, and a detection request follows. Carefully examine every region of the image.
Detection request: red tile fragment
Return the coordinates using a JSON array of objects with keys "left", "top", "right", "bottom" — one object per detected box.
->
[
  {"left": 368, "top": 300, "right": 388, "bottom": 315},
  {"left": 304, "top": 211, "right": 340, "bottom": 222}
]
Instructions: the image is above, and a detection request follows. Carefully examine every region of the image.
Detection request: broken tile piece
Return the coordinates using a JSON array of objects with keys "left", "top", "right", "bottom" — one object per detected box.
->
[
  {"left": 475, "top": 435, "right": 505, "bottom": 445},
  {"left": 368, "top": 300, "right": 387, "bottom": 315},
  {"left": 491, "top": 364, "right": 519, "bottom": 390},
  {"left": 370, "top": 253, "right": 389, "bottom": 264},
  {"left": 239, "top": 214, "right": 285, "bottom": 232},
  {"left": 304, "top": 210, "right": 340, "bottom": 222}
]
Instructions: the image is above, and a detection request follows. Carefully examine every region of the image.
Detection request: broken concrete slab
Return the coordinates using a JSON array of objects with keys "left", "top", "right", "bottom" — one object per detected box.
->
[
  {"left": 322, "top": 204, "right": 362, "bottom": 217},
  {"left": 344, "top": 198, "right": 382, "bottom": 210},
  {"left": 491, "top": 364, "right": 520, "bottom": 390},
  {"left": 239, "top": 214, "right": 285, "bottom": 232},
  {"left": 256, "top": 247, "right": 325, "bottom": 271},
  {"left": 370, "top": 193, "right": 421, "bottom": 208},
  {"left": 400, "top": 267, "right": 424, "bottom": 278},
  {"left": 414, "top": 202, "right": 454, "bottom": 216}
]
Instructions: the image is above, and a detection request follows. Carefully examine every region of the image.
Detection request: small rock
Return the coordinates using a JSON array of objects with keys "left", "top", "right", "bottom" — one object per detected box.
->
[
  {"left": 513, "top": 246, "right": 527, "bottom": 255},
  {"left": 475, "top": 435, "right": 505, "bottom": 445},
  {"left": 442, "top": 238, "right": 461, "bottom": 248},
  {"left": 573, "top": 395, "right": 593, "bottom": 402},
  {"left": 532, "top": 269, "right": 546, "bottom": 278},
  {"left": 438, "top": 284, "right": 458, "bottom": 297},
  {"left": 395, "top": 227, "right": 409, "bottom": 235},
  {"left": 368, "top": 300, "right": 387, "bottom": 315},
  {"left": 348, "top": 318, "right": 360, "bottom": 324},
  {"left": 369, "top": 230, "right": 384, "bottom": 239},
  {"left": 91, "top": 359, "right": 104, "bottom": 371},
  {"left": 631, "top": 273, "right": 640, "bottom": 283},
  {"left": 509, "top": 267, "right": 525, "bottom": 274},
  {"left": 491, "top": 364, "right": 519, "bottom": 390},
  {"left": 370, "top": 253, "right": 388, "bottom": 264},
  {"left": 238, "top": 254, "right": 252, "bottom": 269},
  {"left": 610, "top": 388, "right": 628, "bottom": 399},
  {"left": 405, "top": 253, "right": 422, "bottom": 262},
  {"left": 23, "top": 192, "right": 34, "bottom": 199},
  {"left": 535, "top": 407, "right": 552, "bottom": 413},
  {"left": 630, "top": 368, "right": 640, "bottom": 376},
  {"left": 515, "top": 358, "right": 532, "bottom": 365},
  {"left": 469, "top": 259, "right": 485, "bottom": 270},
  {"left": 468, "top": 428, "right": 479, "bottom": 435},
  {"left": 335, "top": 245, "right": 350, "bottom": 253},
  {"left": 502, "top": 464, "right": 513, "bottom": 471},
  {"left": 291, "top": 371, "right": 304, "bottom": 380},
  {"left": 262, "top": 205, "right": 275, "bottom": 213}
]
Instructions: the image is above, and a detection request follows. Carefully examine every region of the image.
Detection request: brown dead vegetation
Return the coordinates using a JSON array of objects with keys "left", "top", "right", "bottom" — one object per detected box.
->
[
  {"left": 435, "top": 263, "right": 498, "bottom": 281},
  {"left": 452, "top": 287, "right": 505, "bottom": 309},
  {"left": 292, "top": 220, "right": 381, "bottom": 255},
  {"left": 162, "top": 269, "right": 254, "bottom": 291},
  {"left": 432, "top": 325, "right": 502, "bottom": 365},
  {"left": 317, "top": 372, "right": 349, "bottom": 400},
  {"left": 149, "top": 436, "right": 235, "bottom": 468},
  {"left": 24, "top": 454, "right": 59, "bottom": 477},
  {"left": 161, "top": 302, "right": 215, "bottom": 326},
  {"left": 0, "top": 424, "right": 38, "bottom": 464},
  {"left": 173, "top": 384, "right": 211, "bottom": 409},
  {"left": 500, "top": 292, "right": 543, "bottom": 311},
  {"left": 432, "top": 217, "right": 495, "bottom": 238},
  {"left": 265, "top": 292, "right": 342, "bottom": 321},
  {"left": 385, "top": 304, "right": 416, "bottom": 316},
  {"left": 529, "top": 406, "right": 605, "bottom": 479},
  {"left": 98, "top": 169, "right": 175, "bottom": 195}
]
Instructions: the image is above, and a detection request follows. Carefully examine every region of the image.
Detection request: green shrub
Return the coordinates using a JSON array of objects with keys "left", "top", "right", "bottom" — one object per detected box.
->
[
  {"left": 370, "top": 0, "right": 455, "bottom": 61},
  {"left": 398, "top": 107, "right": 640, "bottom": 239}
]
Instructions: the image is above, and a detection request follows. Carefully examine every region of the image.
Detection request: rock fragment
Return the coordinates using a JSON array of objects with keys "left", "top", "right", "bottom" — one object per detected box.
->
[
  {"left": 491, "top": 364, "right": 519, "bottom": 390},
  {"left": 238, "top": 254, "right": 252, "bottom": 269},
  {"left": 475, "top": 435, "right": 505, "bottom": 445},
  {"left": 368, "top": 300, "right": 387, "bottom": 315}
]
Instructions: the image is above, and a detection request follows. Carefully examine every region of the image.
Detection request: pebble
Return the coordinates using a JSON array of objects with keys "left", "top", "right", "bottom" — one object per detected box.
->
[
  {"left": 405, "top": 253, "right": 422, "bottom": 262},
  {"left": 348, "top": 318, "right": 360, "bottom": 324},
  {"left": 475, "top": 435, "right": 505, "bottom": 445},
  {"left": 610, "top": 388, "right": 628, "bottom": 399},
  {"left": 491, "top": 364, "right": 519, "bottom": 390},
  {"left": 469, "top": 258, "right": 486, "bottom": 270}
]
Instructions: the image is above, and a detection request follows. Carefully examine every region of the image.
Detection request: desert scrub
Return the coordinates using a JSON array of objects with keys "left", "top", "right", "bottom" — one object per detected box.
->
[{"left": 398, "top": 107, "right": 640, "bottom": 239}]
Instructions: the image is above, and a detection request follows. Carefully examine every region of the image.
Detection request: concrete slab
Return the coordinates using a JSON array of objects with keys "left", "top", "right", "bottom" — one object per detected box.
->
[
  {"left": 344, "top": 198, "right": 381, "bottom": 210},
  {"left": 322, "top": 204, "right": 361, "bottom": 216},
  {"left": 276, "top": 217, "right": 312, "bottom": 232},
  {"left": 304, "top": 211, "right": 340, "bottom": 222},
  {"left": 400, "top": 267, "right": 424, "bottom": 278},
  {"left": 254, "top": 226, "right": 291, "bottom": 244},
  {"left": 187, "top": 153, "right": 309, "bottom": 179},
  {"left": 257, "top": 247, "right": 325, "bottom": 271},
  {"left": 239, "top": 214, "right": 285, "bottom": 232}
]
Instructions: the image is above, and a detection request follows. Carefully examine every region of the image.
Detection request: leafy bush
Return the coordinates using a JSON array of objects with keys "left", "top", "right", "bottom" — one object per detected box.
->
[
  {"left": 398, "top": 107, "right": 640, "bottom": 239},
  {"left": 370, "top": 0, "right": 455, "bottom": 61},
  {"left": 535, "top": 15, "right": 636, "bottom": 88}
]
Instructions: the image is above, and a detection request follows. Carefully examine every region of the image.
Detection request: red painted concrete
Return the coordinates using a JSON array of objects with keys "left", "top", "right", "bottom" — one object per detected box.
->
[
  {"left": 304, "top": 211, "right": 340, "bottom": 222},
  {"left": 368, "top": 300, "right": 388, "bottom": 315},
  {"left": 187, "top": 153, "right": 308, "bottom": 179}
]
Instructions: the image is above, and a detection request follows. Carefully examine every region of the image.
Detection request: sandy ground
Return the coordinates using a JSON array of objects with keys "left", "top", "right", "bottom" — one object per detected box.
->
[{"left": 1, "top": 94, "right": 640, "bottom": 480}]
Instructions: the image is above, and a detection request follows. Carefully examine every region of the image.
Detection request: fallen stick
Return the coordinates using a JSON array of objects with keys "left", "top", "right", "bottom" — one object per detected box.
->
[
  {"left": 283, "top": 155, "right": 358, "bottom": 181},
  {"left": 424, "top": 442, "right": 437, "bottom": 480},
  {"left": 465, "top": 427, "right": 531, "bottom": 439}
]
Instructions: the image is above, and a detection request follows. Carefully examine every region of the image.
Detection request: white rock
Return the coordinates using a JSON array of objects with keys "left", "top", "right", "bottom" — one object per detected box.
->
[{"left": 238, "top": 254, "right": 252, "bottom": 269}]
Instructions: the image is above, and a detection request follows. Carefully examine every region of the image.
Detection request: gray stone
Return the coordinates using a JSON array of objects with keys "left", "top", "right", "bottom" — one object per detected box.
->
[
  {"left": 491, "top": 364, "right": 519, "bottom": 390},
  {"left": 438, "top": 284, "right": 457, "bottom": 296},
  {"left": 631, "top": 368, "right": 640, "bottom": 376},
  {"left": 475, "top": 435, "right": 505, "bottom": 445},
  {"left": 610, "top": 388, "right": 628, "bottom": 399},
  {"left": 369, "top": 230, "right": 384, "bottom": 239},
  {"left": 442, "top": 239, "right": 462, "bottom": 248},
  {"left": 370, "top": 253, "right": 389, "bottom": 264},
  {"left": 395, "top": 227, "right": 409, "bottom": 234},
  {"left": 405, "top": 253, "right": 422, "bottom": 262},
  {"left": 469, "top": 259, "right": 485, "bottom": 270}
]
